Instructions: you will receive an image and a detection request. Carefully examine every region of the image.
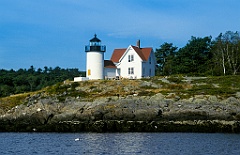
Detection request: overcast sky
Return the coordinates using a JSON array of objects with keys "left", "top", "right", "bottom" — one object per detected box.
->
[{"left": 0, "top": 0, "right": 240, "bottom": 71}]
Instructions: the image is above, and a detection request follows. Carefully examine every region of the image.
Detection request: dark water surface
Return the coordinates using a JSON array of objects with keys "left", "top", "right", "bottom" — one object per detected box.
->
[{"left": 0, "top": 132, "right": 240, "bottom": 155}]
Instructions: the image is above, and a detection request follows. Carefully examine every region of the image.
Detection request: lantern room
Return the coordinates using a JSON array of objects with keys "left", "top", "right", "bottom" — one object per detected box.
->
[{"left": 85, "top": 34, "right": 106, "bottom": 52}]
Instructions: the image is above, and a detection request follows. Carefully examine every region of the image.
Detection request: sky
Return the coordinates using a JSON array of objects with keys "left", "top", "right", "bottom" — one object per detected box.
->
[{"left": 0, "top": 0, "right": 240, "bottom": 71}]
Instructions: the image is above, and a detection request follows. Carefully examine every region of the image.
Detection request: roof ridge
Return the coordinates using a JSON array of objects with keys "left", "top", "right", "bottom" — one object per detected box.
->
[
  {"left": 131, "top": 45, "right": 147, "bottom": 60},
  {"left": 131, "top": 45, "right": 152, "bottom": 49}
]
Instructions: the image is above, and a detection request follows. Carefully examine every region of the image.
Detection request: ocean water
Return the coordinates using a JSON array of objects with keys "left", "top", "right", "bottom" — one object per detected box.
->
[{"left": 0, "top": 132, "right": 240, "bottom": 155}]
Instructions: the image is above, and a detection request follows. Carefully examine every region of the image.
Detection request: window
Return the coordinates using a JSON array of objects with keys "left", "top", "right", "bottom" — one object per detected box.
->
[
  {"left": 128, "top": 67, "right": 134, "bottom": 75},
  {"left": 149, "top": 56, "right": 151, "bottom": 64},
  {"left": 128, "top": 54, "right": 134, "bottom": 62}
]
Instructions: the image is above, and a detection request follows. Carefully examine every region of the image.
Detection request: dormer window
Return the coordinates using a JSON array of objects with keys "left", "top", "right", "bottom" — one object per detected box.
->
[{"left": 128, "top": 54, "right": 134, "bottom": 62}]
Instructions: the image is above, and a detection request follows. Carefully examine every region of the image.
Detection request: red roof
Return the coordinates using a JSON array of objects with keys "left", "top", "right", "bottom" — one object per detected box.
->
[
  {"left": 104, "top": 60, "right": 117, "bottom": 68},
  {"left": 110, "top": 45, "right": 152, "bottom": 63},
  {"left": 110, "top": 48, "right": 126, "bottom": 63}
]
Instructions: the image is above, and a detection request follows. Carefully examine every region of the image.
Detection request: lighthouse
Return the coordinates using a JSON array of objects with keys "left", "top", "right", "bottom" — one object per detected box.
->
[{"left": 85, "top": 34, "right": 106, "bottom": 80}]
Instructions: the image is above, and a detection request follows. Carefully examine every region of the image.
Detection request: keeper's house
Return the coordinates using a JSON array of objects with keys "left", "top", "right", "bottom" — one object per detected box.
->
[{"left": 106, "top": 40, "right": 155, "bottom": 79}]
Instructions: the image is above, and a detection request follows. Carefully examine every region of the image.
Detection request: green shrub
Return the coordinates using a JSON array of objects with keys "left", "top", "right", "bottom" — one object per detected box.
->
[{"left": 71, "top": 82, "right": 80, "bottom": 90}]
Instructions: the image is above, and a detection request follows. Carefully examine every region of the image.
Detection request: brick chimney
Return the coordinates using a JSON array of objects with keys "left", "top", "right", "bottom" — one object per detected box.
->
[{"left": 136, "top": 39, "right": 140, "bottom": 48}]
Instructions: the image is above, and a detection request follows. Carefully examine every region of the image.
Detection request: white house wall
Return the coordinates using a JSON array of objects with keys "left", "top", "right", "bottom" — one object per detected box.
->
[
  {"left": 117, "top": 46, "right": 143, "bottom": 79},
  {"left": 104, "top": 68, "right": 116, "bottom": 79}
]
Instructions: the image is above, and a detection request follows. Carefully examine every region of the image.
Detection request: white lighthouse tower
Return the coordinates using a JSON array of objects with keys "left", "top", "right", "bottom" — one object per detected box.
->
[{"left": 85, "top": 34, "right": 106, "bottom": 80}]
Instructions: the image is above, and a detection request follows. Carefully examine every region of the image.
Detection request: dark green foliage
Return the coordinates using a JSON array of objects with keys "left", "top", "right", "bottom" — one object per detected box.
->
[
  {"left": 155, "top": 36, "right": 212, "bottom": 75},
  {"left": 155, "top": 31, "right": 240, "bottom": 76},
  {"left": 173, "top": 36, "right": 212, "bottom": 74},
  {"left": 0, "top": 66, "right": 85, "bottom": 97},
  {"left": 155, "top": 42, "right": 178, "bottom": 75}
]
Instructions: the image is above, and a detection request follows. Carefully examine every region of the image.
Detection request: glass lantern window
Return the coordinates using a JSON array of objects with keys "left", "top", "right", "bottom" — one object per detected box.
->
[{"left": 90, "top": 41, "right": 101, "bottom": 46}]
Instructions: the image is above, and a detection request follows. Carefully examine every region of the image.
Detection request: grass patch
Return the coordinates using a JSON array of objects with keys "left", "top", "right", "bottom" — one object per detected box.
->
[
  {"left": 167, "top": 76, "right": 184, "bottom": 84},
  {"left": 166, "top": 84, "right": 184, "bottom": 90},
  {"left": 138, "top": 91, "right": 156, "bottom": 96},
  {"left": 1, "top": 75, "right": 240, "bottom": 109},
  {"left": 0, "top": 93, "right": 30, "bottom": 111},
  {"left": 189, "top": 76, "right": 240, "bottom": 96},
  {"left": 140, "top": 85, "right": 157, "bottom": 89},
  {"left": 44, "top": 82, "right": 89, "bottom": 101}
]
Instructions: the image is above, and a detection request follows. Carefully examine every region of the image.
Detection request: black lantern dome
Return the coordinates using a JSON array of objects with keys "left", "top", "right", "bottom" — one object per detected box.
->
[{"left": 85, "top": 34, "right": 106, "bottom": 52}]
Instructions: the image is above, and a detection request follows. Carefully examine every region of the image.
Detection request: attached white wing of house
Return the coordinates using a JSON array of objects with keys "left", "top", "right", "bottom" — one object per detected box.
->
[{"left": 105, "top": 44, "right": 155, "bottom": 79}]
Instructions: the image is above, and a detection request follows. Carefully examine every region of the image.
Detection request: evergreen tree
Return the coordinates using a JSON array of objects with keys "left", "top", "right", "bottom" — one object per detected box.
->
[
  {"left": 155, "top": 42, "right": 178, "bottom": 75},
  {"left": 173, "top": 36, "right": 212, "bottom": 75}
]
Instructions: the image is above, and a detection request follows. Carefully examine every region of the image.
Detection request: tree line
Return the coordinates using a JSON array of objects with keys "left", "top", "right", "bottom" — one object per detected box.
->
[
  {"left": 155, "top": 31, "right": 240, "bottom": 76},
  {"left": 0, "top": 66, "right": 85, "bottom": 97}
]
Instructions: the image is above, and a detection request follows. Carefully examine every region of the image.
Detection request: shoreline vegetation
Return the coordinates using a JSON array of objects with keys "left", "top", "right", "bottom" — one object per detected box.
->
[{"left": 1, "top": 76, "right": 240, "bottom": 133}]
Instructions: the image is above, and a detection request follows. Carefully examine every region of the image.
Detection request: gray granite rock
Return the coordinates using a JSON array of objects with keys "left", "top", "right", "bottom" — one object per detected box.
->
[{"left": 2, "top": 93, "right": 240, "bottom": 132}]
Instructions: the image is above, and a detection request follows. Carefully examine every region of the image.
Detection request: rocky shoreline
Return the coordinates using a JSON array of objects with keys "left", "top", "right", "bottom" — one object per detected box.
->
[
  {"left": 1, "top": 92, "right": 240, "bottom": 133},
  {"left": 1, "top": 120, "right": 240, "bottom": 133}
]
